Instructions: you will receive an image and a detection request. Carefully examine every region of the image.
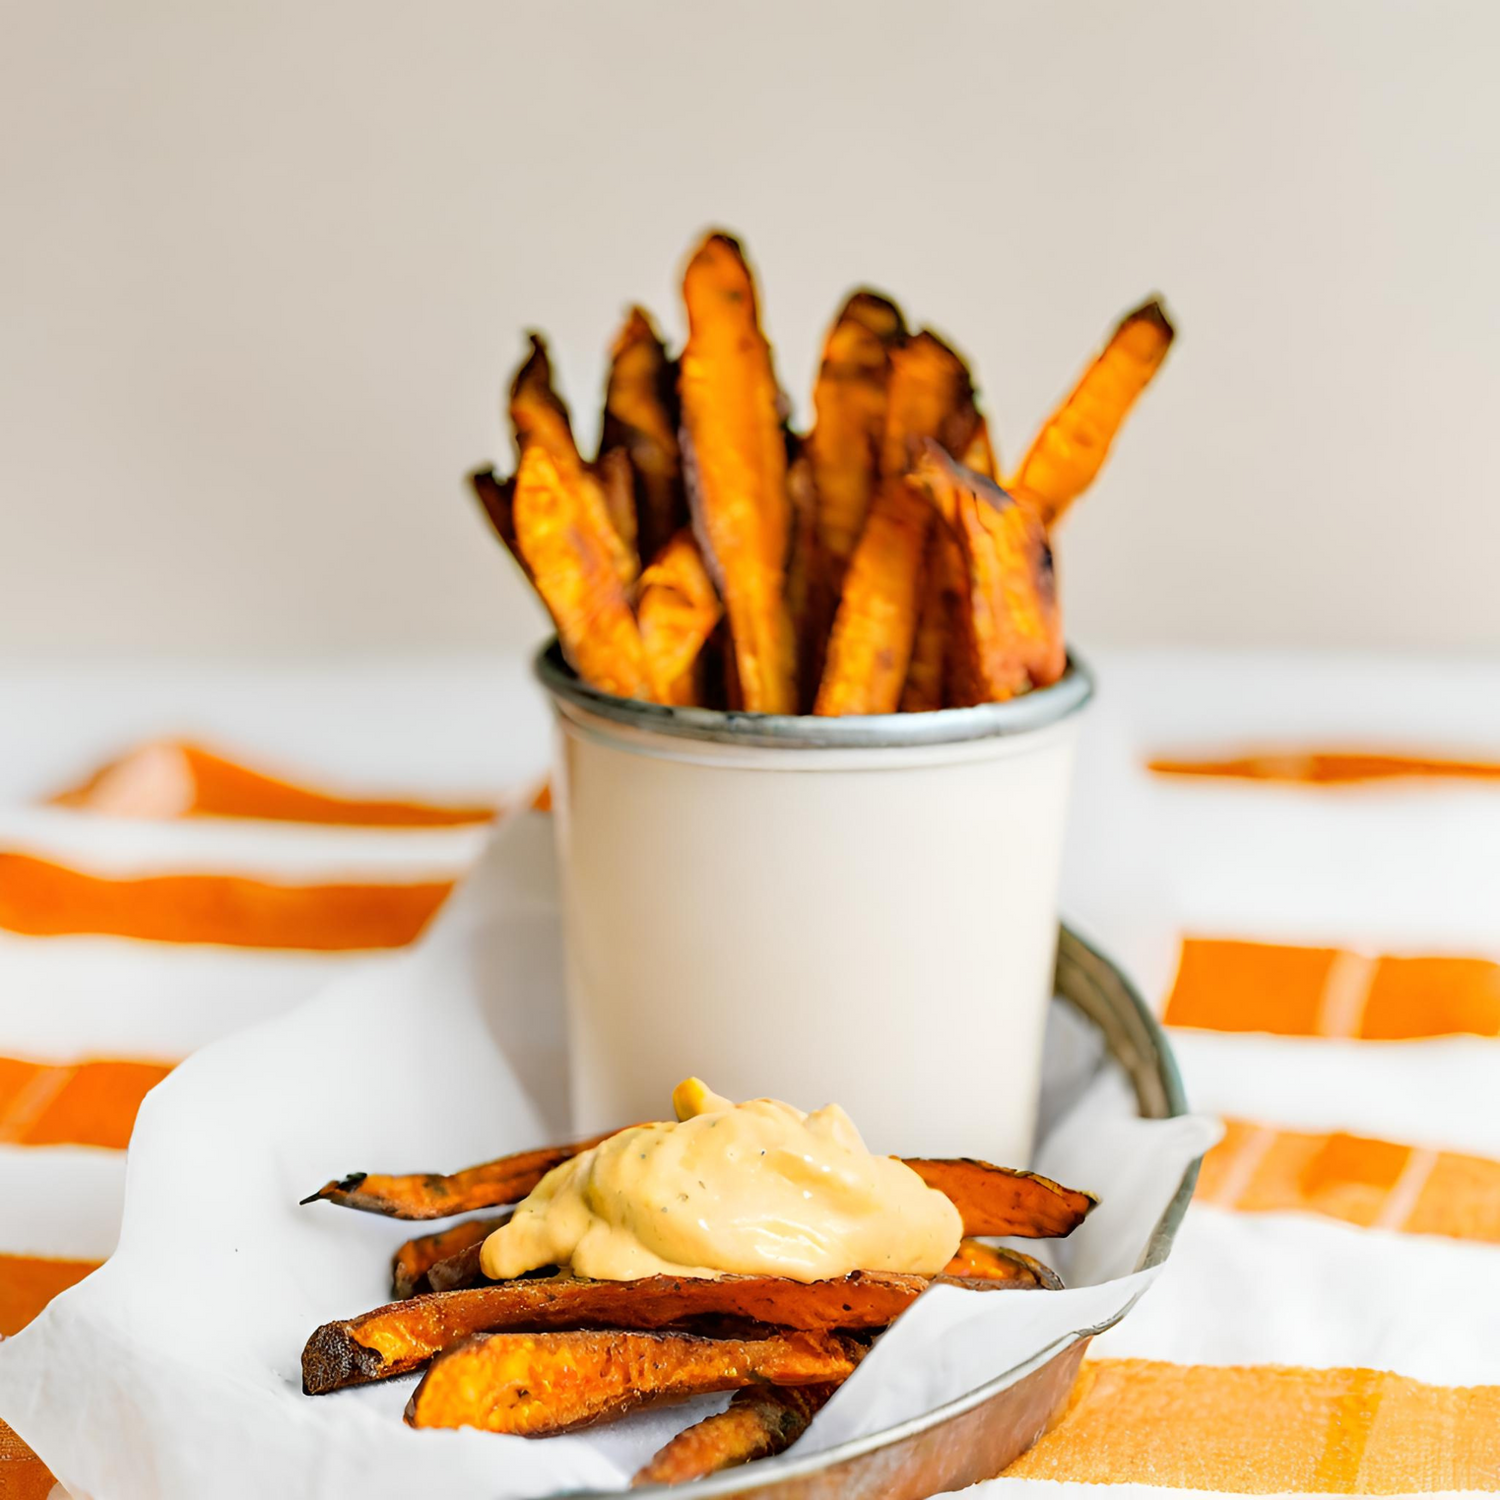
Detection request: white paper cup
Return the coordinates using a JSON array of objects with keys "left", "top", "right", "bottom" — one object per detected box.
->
[{"left": 536, "top": 643, "right": 1093, "bottom": 1162}]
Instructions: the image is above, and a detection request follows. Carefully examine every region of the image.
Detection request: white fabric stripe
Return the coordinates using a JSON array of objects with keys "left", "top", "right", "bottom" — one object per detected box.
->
[
  {"left": 0, "top": 804, "right": 488, "bottom": 880},
  {"left": 0, "top": 935, "right": 381, "bottom": 1058},
  {"left": 1153, "top": 790, "right": 1500, "bottom": 956},
  {"left": 1094, "top": 1206, "right": 1500, "bottom": 1385},
  {"left": 1375, "top": 1146, "right": 1441, "bottom": 1233},
  {"left": 1315, "top": 949, "right": 1378, "bottom": 1039},
  {"left": 1091, "top": 649, "right": 1500, "bottom": 754},
  {"left": 0, "top": 652, "right": 550, "bottom": 805},
  {"left": 1170, "top": 1029, "right": 1500, "bottom": 1160},
  {"left": 0, "top": 1146, "right": 124, "bottom": 1259}
]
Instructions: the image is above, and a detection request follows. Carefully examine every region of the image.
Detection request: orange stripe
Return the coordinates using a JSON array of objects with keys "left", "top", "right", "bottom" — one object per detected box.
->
[
  {"left": 1164, "top": 938, "right": 1500, "bottom": 1039},
  {"left": 1163, "top": 938, "right": 1338, "bottom": 1036},
  {"left": 1201, "top": 1120, "right": 1500, "bottom": 1243},
  {"left": 1148, "top": 750, "right": 1500, "bottom": 786},
  {"left": 0, "top": 852, "right": 452, "bottom": 950},
  {"left": 0, "top": 1056, "right": 175, "bottom": 1150},
  {"left": 52, "top": 741, "right": 495, "bottom": 827},
  {"left": 0, "top": 1420, "right": 55, "bottom": 1500},
  {"left": 1362, "top": 955, "right": 1500, "bottom": 1040},
  {"left": 0, "top": 1253, "right": 100, "bottom": 1337},
  {"left": 1005, "top": 1359, "right": 1500, "bottom": 1491}
]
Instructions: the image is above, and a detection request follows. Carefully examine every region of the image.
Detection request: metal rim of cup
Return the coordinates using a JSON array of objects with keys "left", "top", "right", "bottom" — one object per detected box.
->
[{"left": 533, "top": 639, "right": 1094, "bottom": 750}]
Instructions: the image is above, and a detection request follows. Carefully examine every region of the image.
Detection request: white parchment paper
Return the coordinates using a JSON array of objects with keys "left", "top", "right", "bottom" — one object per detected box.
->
[{"left": 0, "top": 813, "right": 1218, "bottom": 1500}]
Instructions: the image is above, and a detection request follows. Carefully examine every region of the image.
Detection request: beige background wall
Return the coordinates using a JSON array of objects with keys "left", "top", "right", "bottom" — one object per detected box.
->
[{"left": 3, "top": 1, "right": 1497, "bottom": 654}]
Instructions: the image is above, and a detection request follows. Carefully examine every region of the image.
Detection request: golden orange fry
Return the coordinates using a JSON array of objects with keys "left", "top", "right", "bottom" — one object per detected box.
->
[
  {"left": 637, "top": 530, "right": 724, "bottom": 707},
  {"left": 816, "top": 332, "right": 980, "bottom": 716},
  {"left": 508, "top": 333, "right": 637, "bottom": 583},
  {"left": 961, "top": 416, "right": 999, "bottom": 481},
  {"left": 1010, "top": 297, "right": 1175, "bottom": 527},
  {"left": 679, "top": 232, "right": 796, "bottom": 713},
  {"left": 406, "top": 1328, "right": 861, "bottom": 1436},
  {"left": 913, "top": 445, "right": 1066, "bottom": 701},
  {"left": 900, "top": 414, "right": 996, "bottom": 717},
  {"left": 808, "top": 291, "right": 907, "bottom": 581},
  {"left": 879, "top": 331, "right": 981, "bottom": 479},
  {"left": 600, "top": 307, "right": 686, "bottom": 565},
  {"left": 392, "top": 1217, "right": 508, "bottom": 1300},
  {"left": 904, "top": 1154, "right": 1095, "bottom": 1238},
  {"left": 900, "top": 415, "right": 998, "bottom": 712},
  {"left": 301, "top": 1129, "right": 619, "bottom": 1220},
  {"left": 814, "top": 482, "right": 930, "bottom": 716},
  {"left": 510, "top": 445, "right": 651, "bottom": 698},
  {"left": 304, "top": 1269, "right": 1003, "bottom": 1394},
  {"left": 899, "top": 526, "right": 956, "bottom": 713},
  {"left": 632, "top": 1383, "right": 838, "bottom": 1486}
]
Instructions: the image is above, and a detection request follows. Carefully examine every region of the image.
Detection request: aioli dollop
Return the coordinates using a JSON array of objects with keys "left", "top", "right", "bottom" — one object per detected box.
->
[{"left": 480, "top": 1079, "right": 962, "bottom": 1283}]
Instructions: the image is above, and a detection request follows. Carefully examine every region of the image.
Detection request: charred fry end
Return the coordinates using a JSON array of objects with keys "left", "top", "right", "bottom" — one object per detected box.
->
[{"left": 299, "top": 1172, "right": 366, "bottom": 1207}]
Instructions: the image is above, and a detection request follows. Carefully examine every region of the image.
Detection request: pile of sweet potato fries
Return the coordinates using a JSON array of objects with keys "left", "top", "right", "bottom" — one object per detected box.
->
[
  {"left": 470, "top": 231, "right": 1173, "bottom": 716},
  {"left": 301, "top": 1129, "right": 1095, "bottom": 1484}
]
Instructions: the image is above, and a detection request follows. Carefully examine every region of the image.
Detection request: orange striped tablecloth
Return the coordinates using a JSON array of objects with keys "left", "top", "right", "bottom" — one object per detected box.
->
[{"left": 3, "top": 649, "right": 1500, "bottom": 1496}]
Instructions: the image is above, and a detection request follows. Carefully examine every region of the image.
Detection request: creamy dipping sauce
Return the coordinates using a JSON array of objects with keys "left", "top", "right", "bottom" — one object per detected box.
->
[{"left": 480, "top": 1078, "right": 962, "bottom": 1283}]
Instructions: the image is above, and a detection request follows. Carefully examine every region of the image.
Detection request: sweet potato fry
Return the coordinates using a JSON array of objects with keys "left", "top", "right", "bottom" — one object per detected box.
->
[
  {"left": 912, "top": 444, "right": 1065, "bottom": 699},
  {"left": 301, "top": 1269, "right": 1021, "bottom": 1393},
  {"left": 816, "top": 332, "right": 981, "bottom": 716},
  {"left": 808, "top": 291, "right": 907, "bottom": 583},
  {"left": 632, "top": 1383, "right": 838, "bottom": 1486},
  {"left": 300, "top": 1129, "right": 616, "bottom": 1219},
  {"left": 509, "top": 333, "right": 638, "bottom": 583},
  {"left": 512, "top": 444, "right": 653, "bottom": 699},
  {"left": 879, "top": 331, "right": 981, "bottom": 480},
  {"left": 797, "top": 292, "right": 907, "bottom": 702},
  {"left": 905, "top": 1158, "right": 1095, "bottom": 1238},
  {"left": 600, "top": 307, "right": 687, "bottom": 566},
  {"left": 392, "top": 1217, "right": 507, "bottom": 1300},
  {"left": 406, "top": 1328, "right": 860, "bottom": 1436},
  {"left": 679, "top": 232, "right": 797, "bottom": 713},
  {"left": 637, "top": 530, "right": 723, "bottom": 707},
  {"left": 426, "top": 1240, "right": 488, "bottom": 1294},
  {"left": 900, "top": 414, "right": 999, "bottom": 712},
  {"left": 942, "top": 1240, "right": 1063, "bottom": 1289},
  {"left": 961, "top": 416, "right": 999, "bottom": 481},
  {"left": 812, "top": 482, "right": 931, "bottom": 716},
  {"left": 1010, "top": 297, "right": 1175, "bottom": 527},
  {"left": 899, "top": 527, "right": 954, "bottom": 713}
]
